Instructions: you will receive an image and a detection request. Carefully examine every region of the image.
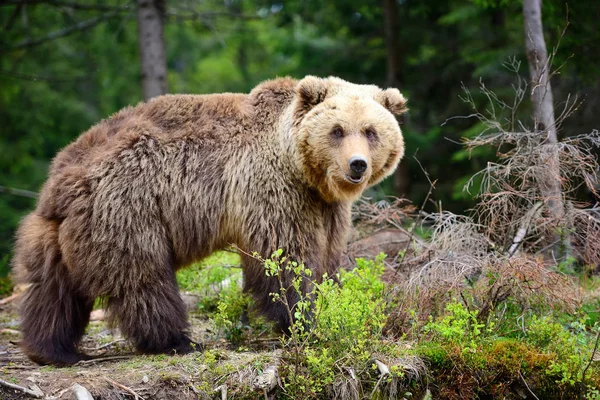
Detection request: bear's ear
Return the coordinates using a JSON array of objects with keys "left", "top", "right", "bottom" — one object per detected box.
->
[
  {"left": 294, "top": 76, "right": 328, "bottom": 119},
  {"left": 375, "top": 88, "right": 408, "bottom": 116}
]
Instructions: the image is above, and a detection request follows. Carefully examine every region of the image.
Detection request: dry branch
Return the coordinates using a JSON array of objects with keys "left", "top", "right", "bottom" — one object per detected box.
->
[
  {"left": 0, "top": 377, "right": 43, "bottom": 398},
  {"left": 2, "top": 11, "right": 122, "bottom": 52},
  {"left": 104, "top": 376, "right": 145, "bottom": 400},
  {"left": 0, "top": 292, "right": 21, "bottom": 305}
]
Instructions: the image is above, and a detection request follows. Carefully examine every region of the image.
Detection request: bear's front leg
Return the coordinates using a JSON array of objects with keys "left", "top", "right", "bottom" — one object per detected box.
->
[{"left": 107, "top": 272, "right": 202, "bottom": 355}]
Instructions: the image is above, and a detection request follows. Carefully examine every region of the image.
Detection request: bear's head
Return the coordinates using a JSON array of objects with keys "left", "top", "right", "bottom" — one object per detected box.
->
[{"left": 291, "top": 76, "right": 407, "bottom": 203}]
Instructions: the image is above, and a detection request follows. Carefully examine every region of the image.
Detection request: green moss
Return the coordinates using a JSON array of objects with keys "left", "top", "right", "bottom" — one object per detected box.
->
[{"left": 0, "top": 276, "right": 13, "bottom": 297}]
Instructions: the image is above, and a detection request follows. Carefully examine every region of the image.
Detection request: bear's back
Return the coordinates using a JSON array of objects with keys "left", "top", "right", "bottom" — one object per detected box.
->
[{"left": 36, "top": 79, "right": 299, "bottom": 221}]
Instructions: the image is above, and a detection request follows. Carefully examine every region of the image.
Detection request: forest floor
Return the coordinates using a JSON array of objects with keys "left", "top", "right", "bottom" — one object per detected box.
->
[
  {"left": 2, "top": 248, "right": 599, "bottom": 400},
  {"left": 0, "top": 299, "right": 282, "bottom": 399},
  {"left": 0, "top": 252, "right": 286, "bottom": 400}
]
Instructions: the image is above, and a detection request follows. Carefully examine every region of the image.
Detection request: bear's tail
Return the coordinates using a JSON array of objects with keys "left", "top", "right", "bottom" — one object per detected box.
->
[{"left": 12, "top": 214, "right": 94, "bottom": 365}]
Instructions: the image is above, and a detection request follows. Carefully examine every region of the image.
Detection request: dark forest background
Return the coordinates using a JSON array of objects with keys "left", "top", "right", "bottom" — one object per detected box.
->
[{"left": 1, "top": 0, "right": 599, "bottom": 276}]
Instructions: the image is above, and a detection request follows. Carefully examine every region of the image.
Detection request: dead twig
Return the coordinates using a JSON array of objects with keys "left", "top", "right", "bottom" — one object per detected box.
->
[
  {"left": 0, "top": 292, "right": 22, "bottom": 305},
  {"left": 77, "top": 355, "right": 133, "bottom": 365},
  {"left": 519, "top": 372, "right": 540, "bottom": 400},
  {"left": 104, "top": 376, "right": 145, "bottom": 400},
  {"left": 582, "top": 327, "right": 600, "bottom": 383},
  {"left": 83, "top": 338, "right": 125, "bottom": 351}
]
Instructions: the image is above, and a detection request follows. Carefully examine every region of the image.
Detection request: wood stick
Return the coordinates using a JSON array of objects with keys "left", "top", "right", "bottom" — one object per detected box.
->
[
  {"left": 0, "top": 378, "right": 43, "bottom": 398},
  {"left": 0, "top": 292, "right": 21, "bottom": 305},
  {"left": 104, "top": 377, "right": 145, "bottom": 400}
]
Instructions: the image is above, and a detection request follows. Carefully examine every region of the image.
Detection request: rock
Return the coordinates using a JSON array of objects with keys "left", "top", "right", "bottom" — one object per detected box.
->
[
  {"left": 89, "top": 309, "right": 105, "bottom": 321},
  {"left": 253, "top": 365, "right": 278, "bottom": 393},
  {"left": 71, "top": 383, "right": 94, "bottom": 400}
]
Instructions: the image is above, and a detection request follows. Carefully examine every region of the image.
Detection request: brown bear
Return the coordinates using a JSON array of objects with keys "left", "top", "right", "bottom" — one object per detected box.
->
[{"left": 12, "top": 76, "right": 407, "bottom": 366}]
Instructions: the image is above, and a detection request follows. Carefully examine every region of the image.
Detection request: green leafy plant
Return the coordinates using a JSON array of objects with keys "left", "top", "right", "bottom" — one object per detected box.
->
[
  {"left": 256, "top": 251, "right": 418, "bottom": 398},
  {"left": 423, "top": 301, "right": 487, "bottom": 354}
]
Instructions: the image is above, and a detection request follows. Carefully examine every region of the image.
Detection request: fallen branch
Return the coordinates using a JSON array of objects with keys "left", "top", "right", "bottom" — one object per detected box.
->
[
  {"left": 83, "top": 338, "right": 125, "bottom": 351},
  {"left": 0, "top": 378, "right": 43, "bottom": 398},
  {"left": 77, "top": 355, "right": 133, "bottom": 365},
  {"left": 0, "top": 328, "right": 20, "bottom": 335},
  {"left": 507, "top": 201, "right": 544, "bottom": 257},
  {"left": 104, "top": 377, "right": 145, "bottom": 400}
]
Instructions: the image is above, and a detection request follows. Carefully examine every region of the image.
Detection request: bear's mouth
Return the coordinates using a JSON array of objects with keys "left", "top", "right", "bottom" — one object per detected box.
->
[{"left": 345, "top": 175, "right": 365, "bottom": 184}]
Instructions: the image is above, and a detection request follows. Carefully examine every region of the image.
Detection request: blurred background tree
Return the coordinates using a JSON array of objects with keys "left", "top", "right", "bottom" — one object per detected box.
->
[{"left": 0, "top": 0, "right": 599, "bottom": 276}]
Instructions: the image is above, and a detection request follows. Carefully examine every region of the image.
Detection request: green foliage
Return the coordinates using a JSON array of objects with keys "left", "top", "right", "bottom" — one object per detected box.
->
[
  {"left": 0, "top": 275, "right": 13, "bottom": 297},
  {"left": 214, "top": 283, "right": 252, "bottom": 343},
  {"left": 526, "top": 315, "right": 596, "bottom": 385},
  {"left": 259, "top": 251, "right": 415, "bottom": 398},
  {"left": 176, "top": 251, "right": 242, "bottom": 312},
  {"left": 423, "top": 301, "right": 488, "bottom": 354},
  {"left": 410, "top": 296, "right": 600, "bottom": 397}
]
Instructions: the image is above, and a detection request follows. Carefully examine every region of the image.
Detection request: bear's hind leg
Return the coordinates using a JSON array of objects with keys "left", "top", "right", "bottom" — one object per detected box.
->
[
  {"left": 107, "top": 272, "right": 200, "bottom": 355},
  {"left": 14, "top": 214, "right": 94, "bottom": 366},
  {"left": 20, "top": 283, "right": 94, "bottom": 366}
]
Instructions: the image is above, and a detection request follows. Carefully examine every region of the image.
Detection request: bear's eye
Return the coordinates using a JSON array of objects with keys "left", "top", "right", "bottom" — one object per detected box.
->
[
  {"left": 365, "top": 128, "right": 377, "bottom": 140},
  {"left": 330, "top": 126, "right": 344, "bottom": 138}
]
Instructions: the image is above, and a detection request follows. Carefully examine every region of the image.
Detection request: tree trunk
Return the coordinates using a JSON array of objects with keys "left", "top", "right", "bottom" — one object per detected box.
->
[
  {"left": 382, "top": 0, "right": 409, "bottom": 196},
  {"left": 383, "top": 0, "right": 401, "bottom": 88},
  {"left": 522, "top": 0, "right": 565, "bottom": 255},
  {"left": 137, "top": 0, "right": 167, "bottom": 101}
]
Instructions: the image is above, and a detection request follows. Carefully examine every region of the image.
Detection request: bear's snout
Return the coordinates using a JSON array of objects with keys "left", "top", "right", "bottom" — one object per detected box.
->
[{"left": 348, "top": 155, "right": 368, "bottom": 182}]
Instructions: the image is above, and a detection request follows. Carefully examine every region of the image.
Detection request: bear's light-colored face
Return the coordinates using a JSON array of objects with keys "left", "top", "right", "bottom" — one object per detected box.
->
[{"left": 293, "top": 76, "right": 407, "bottom": 203}]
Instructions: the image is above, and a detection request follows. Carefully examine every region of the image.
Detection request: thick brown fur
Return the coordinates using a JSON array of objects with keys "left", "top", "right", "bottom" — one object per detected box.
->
[{"left": 12, "top": 76, "right": 407, "bottom": 365}]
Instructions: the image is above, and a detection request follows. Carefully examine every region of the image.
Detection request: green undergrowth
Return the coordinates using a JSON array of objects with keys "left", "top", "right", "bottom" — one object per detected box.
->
[
  {"left": 186, "top": 250, "right": 600, "bottom": 399},
  {"left": 177, "top": 251, "right": 242, "bottom": 313},
  {"left": 177, "top": 251, "right": 271, "bottom": 343},
  {"left": 415, "top": 300, "right": 600, "bottom": 399}
]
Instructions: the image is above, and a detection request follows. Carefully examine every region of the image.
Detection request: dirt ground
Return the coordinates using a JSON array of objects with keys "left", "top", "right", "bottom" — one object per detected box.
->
[{"left": 0, "top": 300, "right": 281, "bottom": 400}]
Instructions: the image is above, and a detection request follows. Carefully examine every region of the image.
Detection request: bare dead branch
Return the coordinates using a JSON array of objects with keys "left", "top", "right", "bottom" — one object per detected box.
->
[
  {"left": 0, "top": 378, "right": 43, "bottom": 398},
  {"left": 104, "top": 377, "right": 145, "bottom": 400},
  {"left": 2, "top": 10, "right": 122, "bottom": 52},
  {"left": 582, "top": 327, "right": 600, "bottom": 383}
]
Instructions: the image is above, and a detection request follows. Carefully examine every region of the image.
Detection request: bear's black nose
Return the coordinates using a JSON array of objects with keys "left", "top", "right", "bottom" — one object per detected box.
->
[{"left": 349, "top": 156, "right": 368, "bottom": 177}]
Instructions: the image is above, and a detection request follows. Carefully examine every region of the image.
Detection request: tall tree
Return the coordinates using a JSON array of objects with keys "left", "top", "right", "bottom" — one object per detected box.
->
[
  {"left": 382, "top": 0, "right": 401, "bottom": 88},
  {"left": 382, "top": 0, "right": 408, "bottom": 196},
  {"left": 137, "top": 0, "right": 167, "bottom": 100},
  {"left": 522, "top": 0, "right": 565, "bottom": 256}
]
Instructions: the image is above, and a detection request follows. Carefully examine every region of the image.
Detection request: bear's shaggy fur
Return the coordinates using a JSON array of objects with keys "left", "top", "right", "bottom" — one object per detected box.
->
[{"left": 12, "top": 76, "right": 407, "bottom": 365}]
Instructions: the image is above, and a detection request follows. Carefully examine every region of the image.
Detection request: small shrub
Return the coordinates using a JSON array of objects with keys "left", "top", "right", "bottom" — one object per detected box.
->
[
  {"left": 214, "top": 283, "right": 251, "bottom": 343},
  {"left": 258, "top": 251, "right": 424, "bottom": 399},
  {"left": 423, "top": 301, "right": 487, "bottom": 354}
]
